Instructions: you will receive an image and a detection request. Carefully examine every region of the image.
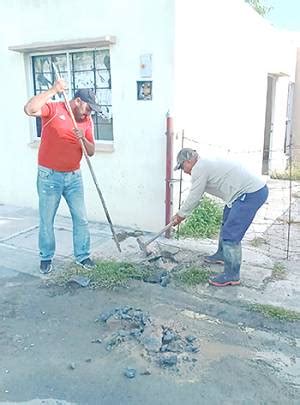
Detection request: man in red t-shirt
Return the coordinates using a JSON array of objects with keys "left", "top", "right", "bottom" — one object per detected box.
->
[{"left": 24, "top": 79, "right": 100, "bottom": 274}]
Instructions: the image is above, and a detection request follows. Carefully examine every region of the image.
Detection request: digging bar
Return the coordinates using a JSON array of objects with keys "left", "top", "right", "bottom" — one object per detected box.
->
[
  {"left": 137, "top": 221, "right": 174, "bottom": 256},
  {"left": 52, "top": 63, "right": 122, "bottom": 252}
]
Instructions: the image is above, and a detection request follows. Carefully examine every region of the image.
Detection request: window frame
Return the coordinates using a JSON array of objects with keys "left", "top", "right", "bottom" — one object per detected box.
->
[{"left": 27, "top": 46, "right": 114, "bottom": 147}]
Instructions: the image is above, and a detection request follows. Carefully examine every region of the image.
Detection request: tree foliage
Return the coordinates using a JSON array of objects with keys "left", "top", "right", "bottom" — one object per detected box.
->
[{"left": 245, "top": 0, "right": 272, "bottom": 17}]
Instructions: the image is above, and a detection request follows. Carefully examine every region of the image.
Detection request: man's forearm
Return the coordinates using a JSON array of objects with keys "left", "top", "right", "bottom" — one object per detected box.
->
[
  {"left": 24, "top": 79, "right": 65, "bottom": 116},
  {"left": 178, "top": 175, "right": 206, "bottom": 217},
  {"left": 81, "top": 138, "right": 95, "bottom": 156},
  {"left": 24, "top": 88, "right": 57, "bottom": 116}
]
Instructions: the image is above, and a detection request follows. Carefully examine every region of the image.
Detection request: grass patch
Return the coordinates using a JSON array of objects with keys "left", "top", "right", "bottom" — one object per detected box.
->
[
  {"left": 250, "top": 237, "right": 267, "bottom": 247},
  {"left": 250, "top": 303, "right": 300, "bottom": 321},
  {"left": 178, "top": 196, "right": 222, "bottom": 239},
  {"left": 174, "top": 266, "right": 213, "bottom": 286},
  {"left": 271, "top": 262, "right": 286, "bottom": 280},
  {"left": 54, "top": 260, "right": 146, "bottom": 289},
  {"left": 270, "top": 165, "right": 300, "bottom": 181}
]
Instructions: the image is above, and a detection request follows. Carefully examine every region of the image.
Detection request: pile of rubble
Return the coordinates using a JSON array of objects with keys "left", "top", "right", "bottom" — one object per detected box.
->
[{"left": 97, "top": 306, "right": 199, "bottom": 374}]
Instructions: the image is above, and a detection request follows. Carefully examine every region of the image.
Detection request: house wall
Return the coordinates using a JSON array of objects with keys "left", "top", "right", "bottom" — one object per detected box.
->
[
  {"left": 0, "top": 0, "right": 174, "bottom": 231},
  {"left": 292, "top": 48, "right": 300, "bottom": 166},
  {"left": 0, "top": 0, "right": 297, "bottom": 231},
  {"left": 173, "top": 0, "right": 296, "bottom": 178}
]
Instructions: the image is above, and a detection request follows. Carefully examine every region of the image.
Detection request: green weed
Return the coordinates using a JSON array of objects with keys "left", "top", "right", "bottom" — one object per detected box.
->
[
  {"left": 250, "top": 237, "right": 267, "bottom": 247},
  {"left": 174, "top": 266, "right": 213, "bottom": 286},
  {"left": 250, "top": 303, "right": 300, "bottom": 321},
  {"left": 178, "top": 196, "right": 222, "bottom": 239},
  {"left": 271, "top": 262, "right": 286, "bottom": 280},
  {"left": 54, "top": 260, "right": 145, "bottom": 289},
  {"left": 270, "top": 165, "right": 300, "bottom": 181}
]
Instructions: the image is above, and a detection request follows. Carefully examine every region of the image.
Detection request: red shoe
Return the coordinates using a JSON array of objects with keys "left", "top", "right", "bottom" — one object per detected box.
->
[{"left": 208, "top": 273, "right": 240, "bottom": 287}]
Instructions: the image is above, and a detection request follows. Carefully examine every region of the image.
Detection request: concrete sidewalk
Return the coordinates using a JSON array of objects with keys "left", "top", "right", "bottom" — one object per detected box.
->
[
  {"left": 0, "top": 204, "right": 117, "bottom": 278},
  {"left": 0, "top": 202, "right": 299, "bottom": 314}
]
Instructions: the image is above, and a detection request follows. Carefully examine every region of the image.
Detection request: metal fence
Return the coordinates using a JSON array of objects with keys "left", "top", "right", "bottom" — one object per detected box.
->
[{"left": 171, "top": 130, "right": 300, "bottom": 261}]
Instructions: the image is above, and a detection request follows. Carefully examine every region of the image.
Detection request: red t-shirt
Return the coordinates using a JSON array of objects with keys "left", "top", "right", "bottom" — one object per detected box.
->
[{"left": 38, "top": 102, "right": 94, "bottom": 172}]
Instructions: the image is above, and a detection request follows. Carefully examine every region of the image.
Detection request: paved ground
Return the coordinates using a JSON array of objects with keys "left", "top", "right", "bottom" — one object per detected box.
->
[{"left": 0, "top": 195, "right": 300, "bottom": 404}]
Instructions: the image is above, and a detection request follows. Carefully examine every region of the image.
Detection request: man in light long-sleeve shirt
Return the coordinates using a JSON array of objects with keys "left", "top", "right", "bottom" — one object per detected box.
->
[{"left": 172, "top": 148, "right": 268, "bottom": 287}]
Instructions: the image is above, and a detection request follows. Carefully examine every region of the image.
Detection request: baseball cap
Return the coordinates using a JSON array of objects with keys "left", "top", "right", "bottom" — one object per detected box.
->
[
  {"left": 174, "top": 148, "right": 198, "bottom": 170},
  {"left": 74, "top": 89, "right": 102, "bottom": 113}
]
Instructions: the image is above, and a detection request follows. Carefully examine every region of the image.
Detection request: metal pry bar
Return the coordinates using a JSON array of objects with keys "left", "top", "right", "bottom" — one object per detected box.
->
[
  {"left": 52, "top": 62, "right": 121, "bottom": 252},
  {"left": 136, "top": 222, "right": 174, "bottom": 256}
]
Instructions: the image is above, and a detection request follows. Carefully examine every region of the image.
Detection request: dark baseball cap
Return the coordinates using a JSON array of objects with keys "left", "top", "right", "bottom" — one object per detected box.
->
[
  {"left": 174, "top": 148, "right": 198, "bottom": 170},
  {"left": 74, "top": 89, "right": 102, "bottom": 113}
]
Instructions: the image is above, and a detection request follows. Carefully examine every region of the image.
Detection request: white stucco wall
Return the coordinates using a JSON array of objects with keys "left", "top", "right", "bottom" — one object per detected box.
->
[
  {"left": 173, "top": 0, "right": 296, "bottom": 175},
  {"left": 291, "top": 47, "right": 300, "bottom": 165},
  {"left": 1, "top": 0, "right": 297, "bottom": 230},
  {"left": 0, "top": 0, "right": 174, "bottom": 231}
]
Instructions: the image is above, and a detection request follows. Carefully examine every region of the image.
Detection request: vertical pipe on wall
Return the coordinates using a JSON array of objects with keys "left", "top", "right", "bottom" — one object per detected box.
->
[
  {"left": 165, "top": 111, "right": 174, "bottom": 238},
  {"left": 176, "top": 129, "right": 185, "bottom": 238}
]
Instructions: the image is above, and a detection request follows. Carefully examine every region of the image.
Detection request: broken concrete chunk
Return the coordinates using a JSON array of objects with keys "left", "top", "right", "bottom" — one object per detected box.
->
[
  {"left": 159, "top": 354, "right": 178, "bottom": 368},
  {"left": 91, "top": 338, "right": 102, "bottom": 344},
  {"left": 143, "top": 270, "right": 165, "bottom": 284},
  {"left": 116, "top": 231, "right": 128, "bottom": 242},
  {"left": 162, "top": 329, "right": 176, "bottom": 344},
  {"left": 140, "top": 369, "right": 151, "bottom": 376},
  {"left": 140, "top": 325, "right": 162, "bottom": 353},
  {"left": 105, "top": 333, "right": 125, "bottom": 351},
  {"left": 117, "top": 230, "right": 143, "bottom": 242},
  {"left": 68, "top": 275, "right": 90, "bottom": 287},
  {"left": 185, "top": 344, "right": 199, "bottom": 353},
  {"left": 159, "top": 250, "right": 179, "bottom": 263},
  {"left": 124, "top": 368, "right": 136, "bottom": 378},
  {"left": 165, "top": 341, "right": 185, "bottom": 353},
  {"left": 129, "top": 328, "right": 143, "bottom": 338},
  {"left": 160, "top": 274, "right": 171, "bottom": 287},
  {"left": 98, "top": 309, "right": 115, "bottom": 322},
  {"left": 118, "top": 329, "right": 130, "bottom": 338},
  {"left": 186, "top": 335, "right": 197, "bottom": 343},
  {"left": 130, "top": 230, "right": 143, "bottom": 237},
  {"left": 142, "top": 269, "right": 171, "bottom": 287}
]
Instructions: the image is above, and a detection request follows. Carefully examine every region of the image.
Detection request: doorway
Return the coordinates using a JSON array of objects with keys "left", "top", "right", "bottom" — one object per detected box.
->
[{"left": 262, "top": 75, "right": 277, "bottom": 174}]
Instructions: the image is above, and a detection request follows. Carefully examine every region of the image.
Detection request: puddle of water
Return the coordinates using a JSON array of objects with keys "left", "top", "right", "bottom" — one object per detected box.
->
[
  {"left": 201, "top": 340, "right": 253, "bottom": 362},
  {"left": 254, "top": 351, "right": 300, "bottom": 385},
  {"left": 181, "top": 309, "right": 222, "bottom": 325}
]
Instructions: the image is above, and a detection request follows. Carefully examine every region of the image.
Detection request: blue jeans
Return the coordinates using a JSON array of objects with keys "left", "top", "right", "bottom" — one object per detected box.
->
[
  {"left": 37, "top": 165, "right": 90, "bottom": 262},
  {"left": 221, "top": 185, "right": 269, "bottom": 243}
]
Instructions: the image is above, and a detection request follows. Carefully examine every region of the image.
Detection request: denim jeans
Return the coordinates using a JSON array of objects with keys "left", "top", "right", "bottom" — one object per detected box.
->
[{"left": 37, "top": 165, "right": 90, "bottom": 262}]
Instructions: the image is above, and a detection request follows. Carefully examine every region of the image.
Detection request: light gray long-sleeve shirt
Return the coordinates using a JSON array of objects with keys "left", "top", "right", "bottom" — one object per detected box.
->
[{"left": 178, "top": 158, "right": 266, "bottom": 217}]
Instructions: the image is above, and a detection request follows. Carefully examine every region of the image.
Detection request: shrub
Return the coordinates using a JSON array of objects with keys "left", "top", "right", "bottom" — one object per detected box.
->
[
  {"left": 270, "top": 165, "right": 300, "bottom": 181},
  {"left": 178, "top": 195, "right": 222, "bottom": 239}
]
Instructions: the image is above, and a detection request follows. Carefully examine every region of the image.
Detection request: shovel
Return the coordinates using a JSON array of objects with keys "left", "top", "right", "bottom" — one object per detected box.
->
[{"left": 136, "top": 222, "right": 174, "bottom": 256}]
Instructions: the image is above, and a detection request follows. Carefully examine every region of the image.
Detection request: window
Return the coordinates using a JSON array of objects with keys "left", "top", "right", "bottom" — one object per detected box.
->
[{"left": 31, "top": 49, "right": 113, "bottom": 141}]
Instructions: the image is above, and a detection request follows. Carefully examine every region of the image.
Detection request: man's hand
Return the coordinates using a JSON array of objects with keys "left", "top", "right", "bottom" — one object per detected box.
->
[
  {"left": 52, "top": 79, "right": 66, "bottom": 94},
  {"left": 73, "top": 128, "right": 84, "bottom": 140},
  {"left": 172, "top": 214, "right": 185, "bottom": 226},
  {"left": 73, "top": 128, "right": 95, "bottom": 156},
  {"left": 24, "top": 78, "right": 67, "bottom": 117}
]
